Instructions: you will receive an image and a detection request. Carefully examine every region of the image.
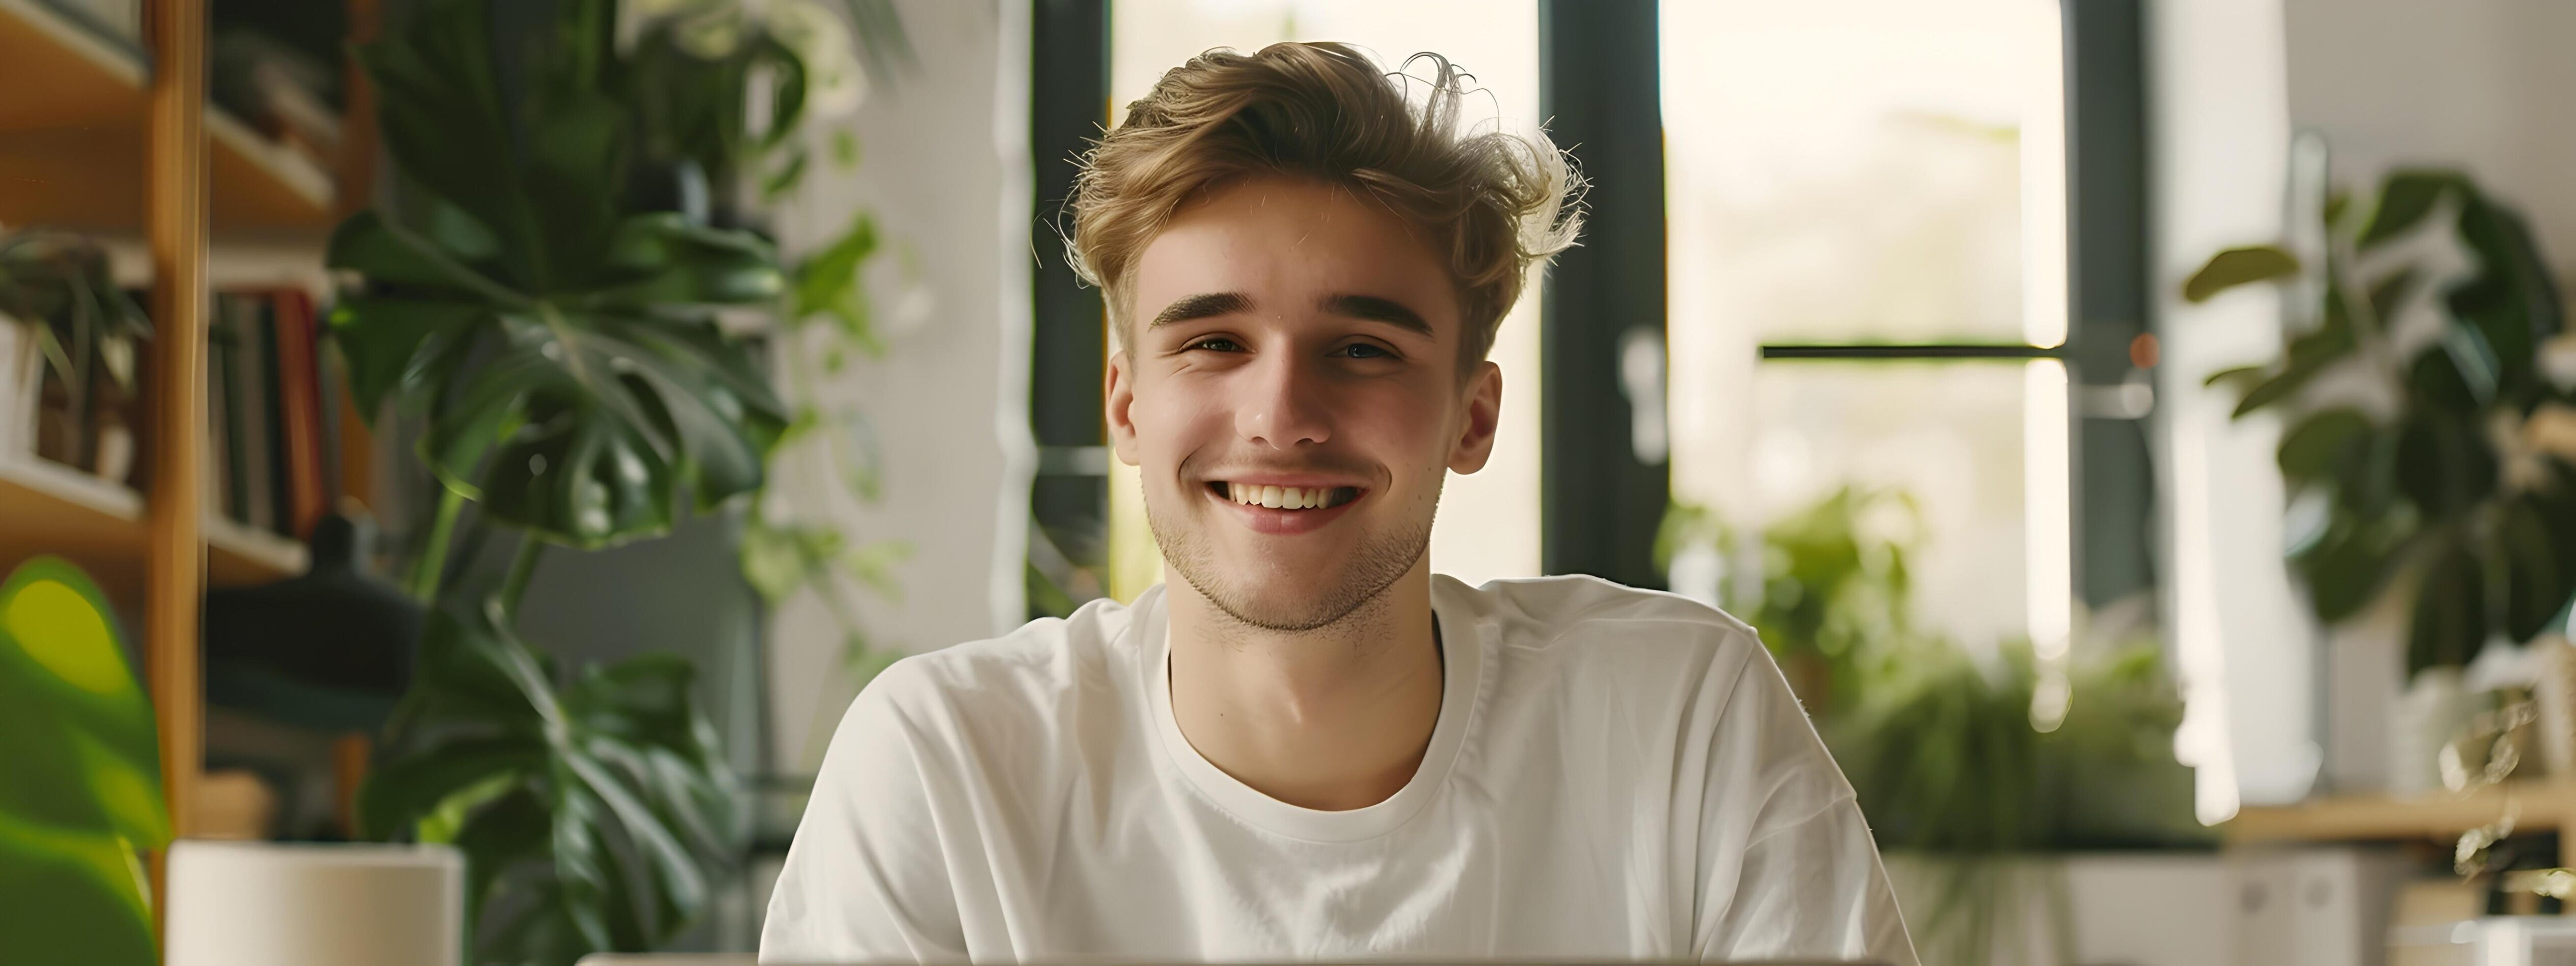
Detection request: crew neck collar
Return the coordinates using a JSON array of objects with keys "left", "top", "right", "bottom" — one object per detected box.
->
[{"left": 1136, "top": 577, "right": 1487, "bottom": 844}]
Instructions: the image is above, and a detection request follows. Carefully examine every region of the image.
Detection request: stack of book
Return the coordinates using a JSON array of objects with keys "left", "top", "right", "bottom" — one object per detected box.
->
[
  {"left": 208, "top": 287, "right": 351, "bottom": 541},
  {"left": 2, "top": 286, "right": 355, "bottom": 542}
]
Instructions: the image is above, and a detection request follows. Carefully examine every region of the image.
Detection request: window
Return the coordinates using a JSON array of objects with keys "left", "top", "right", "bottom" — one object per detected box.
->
[{"left": 1660, "top": 0, "right": 2073, "bottom": 650}]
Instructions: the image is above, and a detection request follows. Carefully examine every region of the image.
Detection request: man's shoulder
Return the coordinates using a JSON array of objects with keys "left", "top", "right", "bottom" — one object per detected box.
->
[
  {"left": 1446, "top": 573, "right": 1763, "bottom": 661},
  {"left": 858, "top": 595, "right": 1141, "bottom": 728}
]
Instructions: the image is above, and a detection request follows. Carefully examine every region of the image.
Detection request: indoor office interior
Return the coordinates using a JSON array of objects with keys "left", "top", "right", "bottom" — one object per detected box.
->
[{"left": 5, "top": 0, "right": 2576, "bottom": 963}]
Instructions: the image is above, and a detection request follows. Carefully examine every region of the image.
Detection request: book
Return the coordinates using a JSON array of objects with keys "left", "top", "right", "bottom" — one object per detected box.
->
[
  {"left": 270, "top": 287, "right": 328, "bottom": 539},
  {"left": 0, "top": 315, "right": 33, "bottom": 457},
  {"left": 229, "top": 293, "right": 278, "bottom": 535}
]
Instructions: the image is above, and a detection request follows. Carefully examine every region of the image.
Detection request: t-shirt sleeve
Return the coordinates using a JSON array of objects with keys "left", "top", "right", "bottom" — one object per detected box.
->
[
  {"left": 1697, "top": 797, "right": 1916, "bottom": 964},
  {"left": 760, "top": 664, "right": 970, "bottom": 963},
  {"left": 1689, "top": 641, "right": 1917, "bottom": 965}
]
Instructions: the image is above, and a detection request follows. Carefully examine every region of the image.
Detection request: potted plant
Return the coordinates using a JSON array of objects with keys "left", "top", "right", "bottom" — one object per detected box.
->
[
  {"left": 0, "top": 231, "right": 150, "bottom": 473},
  {"left": 2184, "top": 165, "right": 2576, "bottom": 791}
]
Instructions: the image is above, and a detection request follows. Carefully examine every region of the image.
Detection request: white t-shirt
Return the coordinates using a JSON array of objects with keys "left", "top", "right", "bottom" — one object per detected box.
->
[{"left": 761, "top": 575, "right": 1916, "bottom": 964}]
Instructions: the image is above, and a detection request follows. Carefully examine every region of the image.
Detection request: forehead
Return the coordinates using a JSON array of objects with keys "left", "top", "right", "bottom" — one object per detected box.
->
[{"left": 1130, "top": 176, "right": 1458, "bottom": 327}]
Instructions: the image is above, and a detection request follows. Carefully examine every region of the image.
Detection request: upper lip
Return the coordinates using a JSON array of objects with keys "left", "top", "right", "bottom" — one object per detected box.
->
[{"left": 1200, "top": 473, "right": 1371, "bottom": 490}]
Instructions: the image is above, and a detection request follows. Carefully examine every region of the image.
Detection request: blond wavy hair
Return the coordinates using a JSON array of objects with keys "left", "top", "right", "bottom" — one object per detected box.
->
[{"left": 1067, "top": 41, "right": 1584, "bottom": 366}]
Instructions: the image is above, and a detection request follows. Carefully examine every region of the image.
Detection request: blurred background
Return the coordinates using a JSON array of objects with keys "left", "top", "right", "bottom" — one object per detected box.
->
[{"left": 7, "top": 0, "right": 2576, "bottom": 963}]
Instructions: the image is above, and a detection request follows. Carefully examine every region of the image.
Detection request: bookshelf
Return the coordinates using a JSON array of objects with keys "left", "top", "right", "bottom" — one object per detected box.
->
[
  {"left": 0, "top": 455, "right": 305, "bottom": 599},
  {"left": 0, "top": 0, "right": 335, "bottom": 231},
  {"left": 2, "top": 0, "right": 376, "bottom": 930}
]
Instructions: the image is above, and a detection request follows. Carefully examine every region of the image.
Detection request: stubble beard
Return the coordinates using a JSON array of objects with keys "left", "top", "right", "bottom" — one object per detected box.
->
[{"left": 1146, "top": 475, "right": 1441, "bottom": 634}]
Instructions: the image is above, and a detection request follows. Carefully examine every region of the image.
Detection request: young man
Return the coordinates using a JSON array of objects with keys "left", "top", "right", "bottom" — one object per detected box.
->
[{"left": 763, "top": 41, "right": 1915, "bottom": 964}]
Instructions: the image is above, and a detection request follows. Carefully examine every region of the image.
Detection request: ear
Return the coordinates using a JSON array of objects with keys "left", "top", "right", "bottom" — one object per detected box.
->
[
  {"left": 1106, "top": 350, "right": 1141, "bottom": 466},
  {"left": 1447, "top": 360, "right": 1502, "bottom": 475}
]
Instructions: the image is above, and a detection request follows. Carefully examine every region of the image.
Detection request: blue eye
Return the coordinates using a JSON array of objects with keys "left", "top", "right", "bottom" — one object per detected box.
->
[{"left": 1338, "top": 343, "right": 1391, "bottom": 359}]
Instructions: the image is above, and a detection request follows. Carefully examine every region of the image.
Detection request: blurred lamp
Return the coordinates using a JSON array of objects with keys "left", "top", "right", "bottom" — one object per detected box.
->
[{"left": 164, "top": 840, "right": 461, "bottom": 966}]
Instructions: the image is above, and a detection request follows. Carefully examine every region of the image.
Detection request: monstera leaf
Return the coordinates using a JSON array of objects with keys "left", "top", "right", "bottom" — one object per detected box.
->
[
  {"left": 0, "top": 558, "right": 169, "bottom": 966},
  {"left": 329, "top": 0, "right": 790, "bottom": 550},
  {"left": 359, "top": 597, "right": 741, "bottom": 966}
]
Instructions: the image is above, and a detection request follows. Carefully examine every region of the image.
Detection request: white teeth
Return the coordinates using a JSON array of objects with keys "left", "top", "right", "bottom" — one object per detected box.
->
[{"left": 1224, "top": 483, "right": 1350, "bottom": 509}]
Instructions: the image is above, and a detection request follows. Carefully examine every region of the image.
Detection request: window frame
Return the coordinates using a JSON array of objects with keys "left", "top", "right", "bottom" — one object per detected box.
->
[{"left": 1540, "top": 0, "right": 2156, "bottom": 611}]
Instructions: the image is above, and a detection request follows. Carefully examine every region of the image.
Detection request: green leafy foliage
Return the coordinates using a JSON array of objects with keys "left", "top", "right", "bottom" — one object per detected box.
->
[
  {"left": 360, "top": 599, "right": 741, "bottom": 966},
  {"left": 330, "top": 0, "right": 791, "bottom": 551},
  {"left": 0, "top": 558, "right": 169, "bottom": 966},
  {"left": 1657, "top": 487, "right": 1917, "bottom": 712},
  {"left": 0, "top": 231, "right": 150, "bottom": 409},
  {"left": 2185, "top": 169, "right": 2576, "bottom": 673},
  {"left": 2181, "top": 244, "right": 2300, "bottom": 304}
]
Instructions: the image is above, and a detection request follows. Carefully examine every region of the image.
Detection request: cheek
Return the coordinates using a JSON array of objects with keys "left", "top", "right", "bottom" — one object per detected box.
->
[
  {"left": 1347, "top": 383, "right": 1462, "bottom": 464},
  {"left": 1127, "top": 383, "right": 1231, "bottom": 461}
]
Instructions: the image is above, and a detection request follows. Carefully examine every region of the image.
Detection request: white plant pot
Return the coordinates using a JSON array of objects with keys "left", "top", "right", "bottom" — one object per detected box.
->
[
  {"left": 2390, "top": 667, "right": 2474, "bottom": 798},
  {"left": 163, "top": 840, "right": 463, "bottom": 966},
  {"left": 2324, "top": 583, "right": 2413, "bottom": 794}
]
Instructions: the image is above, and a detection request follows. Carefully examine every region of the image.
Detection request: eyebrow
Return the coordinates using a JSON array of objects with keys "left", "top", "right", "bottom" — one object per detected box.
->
[
  {"left": 1318, "top": 293, "right": 1433, "bottom": 337},
  {"left": 1146, "top": 292, "right": 1252, "bottom": 328},
  {"left": 1142, "top": 290, "right": 1434, "bottom": 338}
]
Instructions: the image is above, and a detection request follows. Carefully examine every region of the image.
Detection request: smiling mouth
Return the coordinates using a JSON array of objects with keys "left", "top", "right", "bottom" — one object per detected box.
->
[{"left": 1206, "top": 481, "right": 1362, "bottom": 510}]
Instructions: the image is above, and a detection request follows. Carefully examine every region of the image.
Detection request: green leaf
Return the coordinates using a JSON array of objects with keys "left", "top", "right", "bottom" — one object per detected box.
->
[
  {"left": 356, "top": 0, "right": 540, "bottom": 270},
  {"left": 2358, "top": 169, "right": 2471, "bottom": 250},
  {"left": 2408, "top": 537, "right": 2489, "bottom": 674},
  {"left": 2231, "top": 315, "right": 2360, "bottom": 418},
  {"left": 2277, "top": 409, "right": 2374, "bottom": 483},
  {"left": 327, "top": 296, "right": 485, "bottom": 419},
  {"left": 2183, "top": 245, "right": 2300, "bottom": 304},
  {"left": 326, "top": 211, "right": 528, "bottom": 306},
  {"left": 2203, "top": 365, "right": 2267, "bottom": 391},
  {"left": 2500, "top": 498, "right": 2573, "bottom": 641},
  {"left": 356, "top": 736, "right": 539, "bottom": 840},
  {"left": 2291, "top": 508, "right": 2413, "bottom": 623},
  {"left": 366, "top": 599, "right": 740, "bottom": 963},
  {"left": 2394, "top": 411, "right": 2499, "bottom": 521},
  {"left": 2448, "top": 196, "right": 2563, "bottom": 399},
  {"left": 0, "top": 558, "right": 166, "bottom": 966}
]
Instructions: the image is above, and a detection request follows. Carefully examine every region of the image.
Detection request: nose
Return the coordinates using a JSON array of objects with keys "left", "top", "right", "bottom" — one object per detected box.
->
[{"left": 1234, "top": 350, "right": 1331, "bottom": 450}]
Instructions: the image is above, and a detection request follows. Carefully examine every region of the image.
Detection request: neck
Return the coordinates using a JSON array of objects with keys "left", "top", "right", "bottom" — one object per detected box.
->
[{"left": 1163, "top": 560, "right": 1445, "bottom": 811}]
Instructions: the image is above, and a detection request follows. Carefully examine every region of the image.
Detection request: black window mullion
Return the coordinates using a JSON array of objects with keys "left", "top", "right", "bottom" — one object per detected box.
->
[
  {"left": 1027, "top": 0, "right": 1113, "bottom": 617},
  {"left": 1540, "top": 0, "right": 1669, "bottom": 587}
]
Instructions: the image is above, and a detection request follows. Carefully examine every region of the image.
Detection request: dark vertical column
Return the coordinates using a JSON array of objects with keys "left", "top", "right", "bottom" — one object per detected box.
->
[
  {"left": 2066, "top": 0, "right": 2158, "bottom": 610},
  {"left": 1540, "top": 0, "right": 1669, "bottom": 587},
  {"left": 1027, "top": 0, "right": 1112, "bottom": 616}
]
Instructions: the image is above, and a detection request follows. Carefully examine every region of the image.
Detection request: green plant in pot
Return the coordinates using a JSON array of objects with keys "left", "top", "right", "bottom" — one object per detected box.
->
[
  {"left": 2183, "top": 166, "right": 2576, "bottom": 675},
  {"left": 330, "top": 0, "right": 802, "bottom": 961},
  {"left": 0, "top": 231, "right": 151, "bottom": 470},
  {"left": 1663, "top": 487, "right": 2203, "bottom": 964},
  {"left": 1658, "top": 486, "right": 1921, "bottom": 714}
]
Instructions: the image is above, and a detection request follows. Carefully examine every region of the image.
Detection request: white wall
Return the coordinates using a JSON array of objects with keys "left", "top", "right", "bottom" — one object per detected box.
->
[
  {"left": 2151, "top": 0, "right": 2310, "bottom": 815},
  {"left": 763, "top": 0, "right": 1028, "bottom": 771},
  {"left": 2281, "top": 0, "right": 2576, "bottom": 278}
]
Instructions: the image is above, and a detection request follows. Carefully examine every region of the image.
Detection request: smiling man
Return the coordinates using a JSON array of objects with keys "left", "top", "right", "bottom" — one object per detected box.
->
[{"left": 762, "top": 41, "right": 1914, "bottom": 964}]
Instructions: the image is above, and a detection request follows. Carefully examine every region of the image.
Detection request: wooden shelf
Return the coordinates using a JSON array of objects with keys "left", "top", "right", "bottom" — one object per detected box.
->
[
  {"left": 0, "top": 0, "right": 335, "bottom": 231},
  {"left": 0, "top": 454, "right": 306, "bottom": 602},
  {"left": 2230, "top": 782, "right": 2576, "bottom": 864}
]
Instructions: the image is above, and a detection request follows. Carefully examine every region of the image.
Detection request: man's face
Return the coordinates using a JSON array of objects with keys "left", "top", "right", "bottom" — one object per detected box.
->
[{"left": 1107, "top": 175, "right": 1502, "bottom": 632}]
